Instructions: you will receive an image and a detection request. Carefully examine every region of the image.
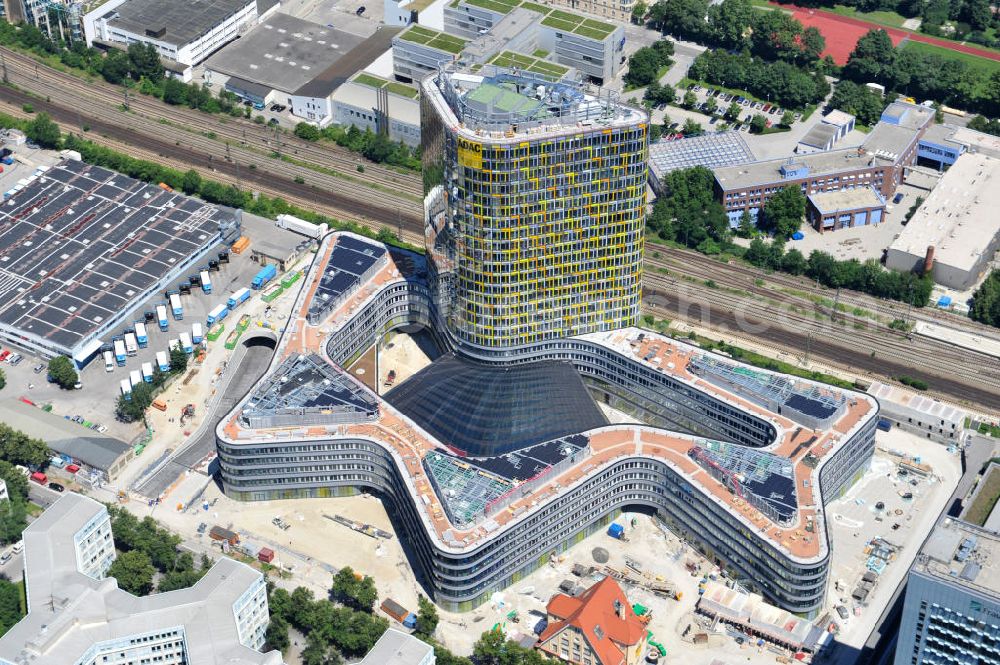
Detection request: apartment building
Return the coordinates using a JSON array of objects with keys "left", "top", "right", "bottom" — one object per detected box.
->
[
  {"left": 421, "top": 67, "right": 647, "bottom": 349},
  {"left": 0, "top": 493, "right": 278, "bottom": 665},
  {"left": 894, "top": 517, "right": 1000, "bottom": 665}
]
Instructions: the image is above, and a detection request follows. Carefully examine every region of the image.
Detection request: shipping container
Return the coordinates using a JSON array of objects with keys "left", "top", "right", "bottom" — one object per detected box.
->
[
  {"left": 227, "top": 287, "right": 251, "bottom": 309},
  {"left": 258, "top": 547, "right": 275, "bottom": 563},
  {"left": 113, "top": 339, "right": 127, "bottom": 365},
  {"left": 124, "top": 333, "right": 138, "bottom": 356},
  {"left": 607, "top": 523, "right": 625, "bottom": 540},
  {"left": 251, "top": 264, "right": 277, "bottom": 289},
  {"left": 120, "top": 379, "right": 132, "bottom": 400},
  {"left": 152, "top": 399, "right": 167, "bottom": 412},
  {"left": 180, "top": 332, "right": 193, "bottom": 354},
  {"left": 200, "top": 270, "right": 213, "bottom": 294},
  {"left": 191, "top": 322, "right": 203, "bottom": 344},
  {"left": 276, "top": 214, "right": 323, "bottom": 239},
  {"left": 134, "top": 322, "right": 148, "bottom": 347},
  {"left": 156, "top": 350, "right": 170, "bottom": 372},
  {"left": 877, "top": 419, "right": 892, "bottom": 432},
  {"left": 103, "top": 350, "right": 115, "bottom": 372},
  {"left": 169, "top": 293, "right": 183, "bottom": 320},
  {"left": 207, "top": 304, "right": 229, "bottom": 325},
  {"left": 231, "top": 236, "right": 251, "bottom": 254},
  {"left": 129, "top": 370, "right": 142, "bottom": 389},
  {"left": 209, "top": 526, "right": 240, "bottom": 544},
  {"left": 380, "top": 599, "right": 410, "bottom": 624},
  {"left": 156, "top": 304, "right": 169, "bottom": 331},
  {"left": 141, "top": 362, "right": 154, "bottom": 383}
]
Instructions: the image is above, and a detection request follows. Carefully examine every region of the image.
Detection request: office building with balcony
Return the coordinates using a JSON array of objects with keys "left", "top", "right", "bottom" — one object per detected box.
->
[
  {"left": 0, "top": 493, "right": 278, "bottom": 665},
  {"left": 894, "top": 517, "right": 1000, "bottom": 665}
]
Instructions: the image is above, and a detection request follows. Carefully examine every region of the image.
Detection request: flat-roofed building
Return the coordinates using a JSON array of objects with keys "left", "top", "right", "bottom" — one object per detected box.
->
[
  {"left": 359, "top": 628, "right": 435, "bottom": 665},
  {"left": 0, "top": 493, "right": 279, "bottom": 665},
  {"left": 796, "top": 123, "right": 841, "bottom": 154},
  {"left": 894, "top": 516, "right": 1000, "bottom": 665},
  {"left": 885, "top": 151, "right": 1000, "bottom": 289},
  {"left": 83, "top": 0, "right": 258, "bottom": 80},
  {"left": 392, "top": 24, "right": 468, "bottom": 82},
  {"left": 866, "top": 380, "right": 966, "bottom": 443},
  {"left": 806, "top": 186, "right": 885, "bottom": 233},
  {"left": 333, "top": 74, "right": 422, "bottom": 146},
  {"left": 716, "top": 101, "right": 933, "bottom": 225}
]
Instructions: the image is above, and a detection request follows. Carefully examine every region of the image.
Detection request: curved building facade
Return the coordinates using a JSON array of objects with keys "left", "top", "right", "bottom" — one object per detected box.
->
[{"left": 216, "top": 231, "right": 879, "bottom": 617}]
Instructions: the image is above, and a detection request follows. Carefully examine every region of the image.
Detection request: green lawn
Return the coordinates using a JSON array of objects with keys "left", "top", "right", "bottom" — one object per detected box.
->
[
  {"left": 965, "top": 466, "right": 1000, "bottom": 526},
  {"left": 826, "top": 4, "right": 907, "bottom": 27}
]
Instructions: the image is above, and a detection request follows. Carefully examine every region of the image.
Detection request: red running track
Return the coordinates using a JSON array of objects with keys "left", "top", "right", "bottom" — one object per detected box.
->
[{"left": 768, "top": 2, "right": 1000, "bottom": 65}]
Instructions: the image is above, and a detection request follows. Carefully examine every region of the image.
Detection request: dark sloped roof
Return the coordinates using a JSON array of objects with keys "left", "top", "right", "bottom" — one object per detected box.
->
[{"left": 385, "top": 353, "right": 606, "bottom": 457}]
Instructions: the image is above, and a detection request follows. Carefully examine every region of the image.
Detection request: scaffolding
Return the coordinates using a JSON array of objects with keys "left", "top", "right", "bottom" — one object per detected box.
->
[
  {"left": 689, "top": 440, "right": 797, "bottom": 526},
  {"left": 423, "top": 452, "right": 513, "bottom": 527},
  {"left": 689, "top": 355, "right": 846, "bottom": 430}
]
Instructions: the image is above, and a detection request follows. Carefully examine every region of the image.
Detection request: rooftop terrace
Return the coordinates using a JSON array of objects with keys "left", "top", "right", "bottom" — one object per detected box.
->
[
  {"left": 398, "top": 24, "right": 467, "bottom": 54},
  {"left": 453, "top": 0, "right": 616, "bottom": 38},
  {"left": 220, "top": 233, "right": 877, "bottom": 562}
]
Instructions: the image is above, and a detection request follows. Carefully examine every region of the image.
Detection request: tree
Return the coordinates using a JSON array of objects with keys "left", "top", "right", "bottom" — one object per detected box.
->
[
  {"left": 704, "top": 97, "right": 718, "bottom": 115},
  {"left": 127, "top": 42, "right": 162, "bottom": 82},
  {"left": 181, "top": 169, "right": 202, "bottom": 195},
  {"left": 709, "top": 0, "right": 754, "bottom": 49},
  {"left": 108, "top": 550, "right": 156, "bottom": 595},
  {"left": 829, "top": 81, "right": 884, "bottom": 126},
  {"left": 25, "top": 113, "right": 61, "bottom": 149},
  {"left": 472, "top": 628, "right": 548, "bottom": 665},
  {"left": 170, "top": 345, "right": 188, "bottom": 374},
  {"left": 725, "top": 101, "right": 741, "bottom": 121},
  {"left": 631, "top": 0, "right": 648, "bottom": 24},
  {"left": 101, "top": 49, "right": 131, "bottom": 84},
  {"left": 414, "top": 595, "right": 439, "bottom": 639},
  {"left": 0, "top": 580, "right": 24, "bottom": 636},
  {"left": 970, "top": 270, "right": 1000, "bottom": 328},
  {"left": 749, "top": 114, "right": 767, "bottom": 134},
  {"left": 624, "top": 45, "right": 670, "bottom": 88},
  {"left": 0, "top": 425, "right": 49, "bottom": 468},
  {"left": 780, "top": 247, "right": 807, "bottom": 275},
  {"left": 330, "top": 567, "right": 378, "bottom": 613},
  {"left": 646, "top": 166, "right": 729, "bottom": 249},
  {"left": 47, "top": 356, "right": 78, "bottom": 389},
  {"left": 162, "top": 77, "right": 188, "bottom": 105},
  {"left": 0, "top": 500, "right": 26, "bottom": 545},
  {"left": 682, "top": 118, "right": 703, "bottom": 135},
  {"left": 0, "top": 462, "right": 28, "bottom": 503},
  {"left": 682, "top": 90, "right": 697, "bottom": 109},
  {"left": 760, "top": 185, "right": 805, "bottom": 239},
  {"left": 736, "top": 211, "right": 755, "bottom": 238},
  {"left": 295, "top": 123, "right": 322, "bottom": 141},
  {"left": 650, "top": 0, "right": 709, "bottom": 41},
  {"left": 843, "top": 29, "right": 896, "bottom": 86},
  {"left": 265, "top": 615, "right": 291, "bottom": 653}
]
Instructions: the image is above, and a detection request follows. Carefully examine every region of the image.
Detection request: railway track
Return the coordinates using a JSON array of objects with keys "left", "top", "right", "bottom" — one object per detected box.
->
[
  {"left": 642, "top": 271, "right": 1000, "bottom": 410},
  {"left": 0, "top": 46, "right": 422, "bottom": 197},
  {"left": 0, "top": 82, "right": 425, "bottom": 235},
  {"left": 646, "top": 242, "right": 1000, "bottom": 340}
]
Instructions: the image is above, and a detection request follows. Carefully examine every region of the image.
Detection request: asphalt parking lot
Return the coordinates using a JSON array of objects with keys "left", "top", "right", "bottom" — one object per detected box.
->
[{"left": 0, "top": 244, "right": 271, "bottom": 442}]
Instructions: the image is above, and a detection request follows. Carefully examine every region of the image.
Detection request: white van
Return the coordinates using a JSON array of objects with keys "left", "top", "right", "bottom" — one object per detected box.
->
[{"left": 103, "top": 350, "right": 114, "bottom": 372}]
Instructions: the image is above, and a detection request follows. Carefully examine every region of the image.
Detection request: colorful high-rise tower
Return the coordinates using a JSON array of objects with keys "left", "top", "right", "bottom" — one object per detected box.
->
[{"left": 422, "top": 67, "right": 648, "bottom": 350}]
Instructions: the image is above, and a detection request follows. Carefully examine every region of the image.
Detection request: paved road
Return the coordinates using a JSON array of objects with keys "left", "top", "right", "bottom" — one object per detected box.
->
[{"left": 133, "top": 342, "right": 275, "bottom": 499}]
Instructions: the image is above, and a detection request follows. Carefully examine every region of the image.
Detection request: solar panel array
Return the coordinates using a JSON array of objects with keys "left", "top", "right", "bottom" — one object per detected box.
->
[
  {"left": 649, "top": 131, "right": 756, "bottom": 179},
  {"left": 0, "top": 160, "right": 232, "bottom": 352},
  {"left": 307, "top": 235, "right": 387, "bottom": 324}
]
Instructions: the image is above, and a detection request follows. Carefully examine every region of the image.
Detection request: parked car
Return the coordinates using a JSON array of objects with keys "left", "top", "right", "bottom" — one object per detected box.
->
[
  {"left": 9, "top": 354, "right": 22, "bottom": 366},
  {"left": 762, "top": 104, "right": 771, "bottom": 112},
  {"left": 268, "top": 118, "right": 279, "bottom": 126},
  {"left": 97, "top": 425, "right": 108, "bottom": 433},
  {"left": 356, "top": 5, "right": 365, "bottom": 15},
  {"left": 0, "top": 350, "right": 9, "bottom": 362},
  {"left": 893, "top": 192, "right": 904, "bottom": 204},
  {"left": 197, "top": 523, "right": 208, "bottom": 534},
  {"left": 32, "top": 363, "right": 44, "bottom": 374},
  {"left": 0, "top": 552, "right": 10, "bottom": 565},
  {"left": 836, "top": 605, "right": 850, "bottom": 620},
  {"left": 48, "top": 482, "right": 64, "bottom": 492}
]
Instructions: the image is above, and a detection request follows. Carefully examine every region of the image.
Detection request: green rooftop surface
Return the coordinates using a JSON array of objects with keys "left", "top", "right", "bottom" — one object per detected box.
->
[
  {"left": 353, "top": 73, "right": 420, "bottom": 99},
  {"left": 467, "top": 82, "right": 545, "bottom": 114},
  {"left": 463, "top": 0, "right": 520, "bottom": 12},
  {"left": 489, "top": 51, "right": 569, "bottom": 78},
  {"left": 399, "top": 24, "right": 467, "bottom": 53},
  {"left": 453, "top": 0, "right": 617, "bottom": 39}
]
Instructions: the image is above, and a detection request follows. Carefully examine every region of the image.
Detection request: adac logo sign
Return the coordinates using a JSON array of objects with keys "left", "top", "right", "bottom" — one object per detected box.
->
[{"left": 457, "top": 138, "right": 483, "bottom": 169}]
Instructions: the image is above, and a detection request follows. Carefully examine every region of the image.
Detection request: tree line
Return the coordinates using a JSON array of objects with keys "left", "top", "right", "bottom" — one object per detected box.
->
[
  {"left": 970, "top": 270, "right": 1000, "bottom": 329},
  {"left": 687, "top": 50, "right": 831, "bottom": 110},
  {"left": 294, "top": 123, "right": 420, "bottom": 172},
  {"left": 843, "top": 29, "right": 1000, "bottom": 117}
]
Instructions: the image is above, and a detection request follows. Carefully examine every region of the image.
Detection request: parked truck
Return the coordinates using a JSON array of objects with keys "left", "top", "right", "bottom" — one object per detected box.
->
[
  {"left": 251, "top": 264, "right": 277, "bottom": 289},
  {"left": 134, "top": 322, "right": 148, "bottom": 347},
  {"left": 156, "top": 304, "right": 169, "bottom": 331},
  {"left": 191, "top": 322, "right": 204, "bottom": 344},
  {"left": 120, "top": 379, "right": 132, "bottom": 400},
  {"left": 156, "top": 350, "right": 170, "bottom": 372},
  {"left": 276, "top": 213, "right": 323, "bottom": 239},
  {"left": 113, "top": 338, "right": 127, "bottom": 366},
  {"left": 124, "top": 332, "right": 138, "bottom": 356},
  {"left": 227, "top": 287, "right": 251, "bottom": 309},
  {"left": 200, "top": 270, "right": 212, "bottom": 294},
  {"left": 169, "top": 292, "right": 183, "bottom": 320},
  {"left": 207, "top": 304, "right": 229, "bottom": 325},
  {"left": 179, "top": 332, "right": 193, "bottom": 354},
  {"left": 129, "top": 370, "right": 142, "bottom": 389},
  {"left": 141, "top": 362, "right": 154, "bottom": 383},
  {"left": 379, "top": 599, "right": 417, "bottom": 629}
]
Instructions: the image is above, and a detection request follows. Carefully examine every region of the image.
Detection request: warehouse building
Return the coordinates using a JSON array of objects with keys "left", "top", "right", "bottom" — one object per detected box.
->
[
  {"left": 205, "top": 13, "right": 397, "bottom": 126},
  {"left": 866, "top": 381, "right": 966, "bottom": 443},
  {"left": 0, "top": 159, "right": 239, "bottom": 366},
  {"left": 806, "top": 186, "right": 885, "bottom": 233},
  {"left": 886, "top": 151, "right": 1000, "bottom": 289},
  {"left": 332, "top": 73, "right": 421, "bottom": 146},
  {"left": 0, "top": 494, "right": 279, "bottom": 665},
  {"left": 0, "top": 400, "right": 135, "bottom": 482},
  {"left": 716, "top": 101, "right": 933, "bottom": 225},
  {"left": 83, "top": 0, "right": 259, "bottom": 81}
]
